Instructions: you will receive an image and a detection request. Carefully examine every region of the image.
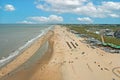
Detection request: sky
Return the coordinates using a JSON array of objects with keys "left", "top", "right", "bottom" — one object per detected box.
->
[{"left": 0, "top": 0, "right": 120, "bottom": 24}]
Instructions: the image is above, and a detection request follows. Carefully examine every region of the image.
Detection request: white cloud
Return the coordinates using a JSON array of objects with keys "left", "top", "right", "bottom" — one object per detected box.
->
[
  {"left": 36, "top": 0, "right": 88, "bottom": 13},
  {"left": 28, "top": 15, "right": 63, "bottom": 23},
  {"left": 18, "top": 15, "right": 63, "bottom": 24},
  {"left": 35, "top": 0, "right": 120, "bottom": 18},
  {"left": 101, "top": 1, "right": 120, "bottom": 10},
  {"left": 49, "top": 15, "right": 63, "bottom": 22},
  {"left": 4, "top": 4, "right": 15, "bottom": 11},
  {"left": 29, "top": 16, "right": 49, "bottom": 22},
  {"left": 17, "top": 20, "right": 34, "bottom": 24},
  {"left": 77, "top": 17, "right": 93, "bottom": 23},
  {"left": 109, "top": 14, "right": 120, "bottom": 18}
]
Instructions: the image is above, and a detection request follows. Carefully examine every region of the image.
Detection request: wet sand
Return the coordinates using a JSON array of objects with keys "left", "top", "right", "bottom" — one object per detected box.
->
[{"left": 1, "top": 25, "right": 120, "bottom": 80}]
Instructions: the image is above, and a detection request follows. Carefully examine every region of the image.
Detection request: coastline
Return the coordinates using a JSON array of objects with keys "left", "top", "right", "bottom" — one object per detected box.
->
[
  {"left": 0, "top": 30, "right": 53, "bottom": 79},
  {"left": 1, "top": 25, "right": 120, "bottom": 80}
]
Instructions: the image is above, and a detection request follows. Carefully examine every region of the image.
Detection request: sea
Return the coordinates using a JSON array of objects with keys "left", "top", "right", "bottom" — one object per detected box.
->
[{"left": 0, "top": 24, "right": 53, "bottom": 68}]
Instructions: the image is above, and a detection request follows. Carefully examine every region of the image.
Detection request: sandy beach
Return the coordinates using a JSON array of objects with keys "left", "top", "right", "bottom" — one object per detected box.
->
[{"left": 0, "top": 25, "right": 120, "bottom": 80}]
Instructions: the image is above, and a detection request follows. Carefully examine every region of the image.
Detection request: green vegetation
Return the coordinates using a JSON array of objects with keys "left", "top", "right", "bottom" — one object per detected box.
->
[
  {"left": 64, "top": 24, "right": 120, "bottom": 45},
  {"left": 68, "top": 26, "right": 87, "bottom": 34},
  {"left": 104, "top": 37, "right": 120, "bottom": 46}
]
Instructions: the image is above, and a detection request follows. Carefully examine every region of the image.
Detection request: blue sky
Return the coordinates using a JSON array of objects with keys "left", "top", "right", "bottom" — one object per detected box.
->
[{"left": 0, "top": 0, "right": 120, "bottom": 24}]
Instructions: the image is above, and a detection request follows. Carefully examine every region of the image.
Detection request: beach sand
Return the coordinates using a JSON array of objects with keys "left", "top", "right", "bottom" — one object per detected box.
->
[{"left": 0, "top": 25, "right": 120, "bottom": 80}]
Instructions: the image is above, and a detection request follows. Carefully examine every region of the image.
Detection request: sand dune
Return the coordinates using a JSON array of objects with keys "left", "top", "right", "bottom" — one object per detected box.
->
[{"left": 0, "top": 25, "right": 120, "bottom": 80}]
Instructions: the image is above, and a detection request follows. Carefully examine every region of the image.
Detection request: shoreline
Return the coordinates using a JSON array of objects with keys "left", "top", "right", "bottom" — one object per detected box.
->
[
  {"left": 1, "top": 25, "right": 120, "bottom": 80},
  {"left": 0, "top": 30, "right": 53, "bottom": 79}
]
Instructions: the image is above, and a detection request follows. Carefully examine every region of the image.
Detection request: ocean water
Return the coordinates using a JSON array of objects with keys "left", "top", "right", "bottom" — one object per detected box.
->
[{"left": 0, "top": 24, "right": 53, "bottom": 67}]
